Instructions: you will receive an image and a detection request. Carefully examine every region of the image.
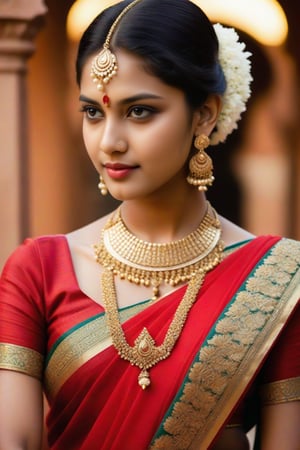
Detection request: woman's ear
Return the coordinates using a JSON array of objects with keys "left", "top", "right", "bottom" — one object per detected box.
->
[{"left": 194, "top": 94, "right": 222, "bottom": 137}]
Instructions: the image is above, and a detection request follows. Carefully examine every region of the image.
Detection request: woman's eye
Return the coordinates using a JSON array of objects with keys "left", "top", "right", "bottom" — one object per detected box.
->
[
  {"left": 128, "top": 106, "right": 154, "bottom": 119},
  {"left": 81, "top": 106, "right": 102, "bottom": 120}
]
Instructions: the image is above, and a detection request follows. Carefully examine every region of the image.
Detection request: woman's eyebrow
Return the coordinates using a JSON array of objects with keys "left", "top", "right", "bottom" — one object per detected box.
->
[
  {"left": 119, "top": 93, "right": 163, "bottom": 105},
  {"left": 79, "top": 95, "right": 100, "bottom": 105}
]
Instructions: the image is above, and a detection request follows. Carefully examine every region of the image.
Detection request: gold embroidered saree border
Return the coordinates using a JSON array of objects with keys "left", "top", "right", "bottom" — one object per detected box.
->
[
  {"left": 261, "top": 376, "right": 300, "bottom": 405},
  {"left": 0, "top": 343, "right": 43, "bottom": 379},
  {"left": 150, "top": 238, "right": 300, "bottom": 450},
  {"left": 45, "top": 302, "right": 148, "bottom": 399}
]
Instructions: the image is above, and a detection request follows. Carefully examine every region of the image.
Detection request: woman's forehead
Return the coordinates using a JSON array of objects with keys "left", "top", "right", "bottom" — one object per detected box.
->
[{"left": 80, "top": 49, "right": 182, "bottom": 99}]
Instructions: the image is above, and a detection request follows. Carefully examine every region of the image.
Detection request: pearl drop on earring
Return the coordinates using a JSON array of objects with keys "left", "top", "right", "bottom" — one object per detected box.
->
[{"left": 98, "top": 175, "right": 108, "bottom": 196}]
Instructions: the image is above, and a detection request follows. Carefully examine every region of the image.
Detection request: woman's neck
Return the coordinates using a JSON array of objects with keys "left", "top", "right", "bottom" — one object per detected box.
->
[{"left": 119, "top": 190, "right": 207, "bottom": 243}]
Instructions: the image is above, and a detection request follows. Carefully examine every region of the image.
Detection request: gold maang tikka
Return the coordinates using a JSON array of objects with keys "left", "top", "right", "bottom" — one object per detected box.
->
[{"left": 90, "top": 0, "right": 142, "bottom": 106}]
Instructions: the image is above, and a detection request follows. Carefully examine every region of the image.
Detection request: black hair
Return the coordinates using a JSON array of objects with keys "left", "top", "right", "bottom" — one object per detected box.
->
[{"left": 76, "top": 0, "right": 226, "bottom": 109}]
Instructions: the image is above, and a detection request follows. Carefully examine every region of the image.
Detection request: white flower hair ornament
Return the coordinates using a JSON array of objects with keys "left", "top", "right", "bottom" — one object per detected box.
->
[{"left": 210, "top": 23, "right": 253, "bottom": 146}]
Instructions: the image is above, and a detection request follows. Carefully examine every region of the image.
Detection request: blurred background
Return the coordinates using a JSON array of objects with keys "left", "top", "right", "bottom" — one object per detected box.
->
[{"left": 1, "top": 0, "right": 300, "bottom": 270}]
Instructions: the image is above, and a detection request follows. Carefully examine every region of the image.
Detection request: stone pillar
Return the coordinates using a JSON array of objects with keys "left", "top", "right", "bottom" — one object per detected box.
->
[{"left": 0, "top": 0, "right": 47, "bottom": 270}]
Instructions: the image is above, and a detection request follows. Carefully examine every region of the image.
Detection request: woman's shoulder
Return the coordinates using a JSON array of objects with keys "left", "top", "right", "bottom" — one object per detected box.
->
[
  {"left": 2, "top": 234, "right": 64, "bottom": 266},
  {"left": 1, "top": 235, "right": 73, "bottom": 282},
  {"left": 219, "top": 215, "right": 255, "bottom": 248},
  {"left": 220, "top": 215, "right": 300, "bottom": 259},
  {"left": 66, "top": 211, "right": 114, "bottom": 248}
]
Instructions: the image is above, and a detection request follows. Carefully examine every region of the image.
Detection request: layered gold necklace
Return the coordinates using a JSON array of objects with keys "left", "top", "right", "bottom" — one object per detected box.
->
[{"left": 94, "top": 202, "right": 224, "bottom": 389}]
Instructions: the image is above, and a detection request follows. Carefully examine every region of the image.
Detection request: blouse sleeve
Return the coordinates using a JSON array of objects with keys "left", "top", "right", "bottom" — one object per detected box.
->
[{"left": 0, "top": 239, "right": 46, "bottom": 380}]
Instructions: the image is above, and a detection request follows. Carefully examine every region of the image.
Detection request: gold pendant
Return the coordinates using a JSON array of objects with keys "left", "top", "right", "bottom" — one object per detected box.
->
[
  {"left": 138, "top": 370, "right": 151, "bottom": 390},
  {"left": 135, "top": 328, "right": 156, "bottom": 357},
  {"left": 134, "top": 329, "right": 155, "bottom": 389}
]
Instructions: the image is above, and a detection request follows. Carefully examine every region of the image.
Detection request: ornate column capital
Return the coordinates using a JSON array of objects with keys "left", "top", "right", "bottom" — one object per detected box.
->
[{"left": 0, "top": 0, "right": 48, "bottom": 72}]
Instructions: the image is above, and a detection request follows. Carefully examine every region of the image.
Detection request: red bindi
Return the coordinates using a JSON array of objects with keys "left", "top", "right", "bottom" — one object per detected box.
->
[{"left": 103, "top": 94, "right": 110, "bottom": 106}]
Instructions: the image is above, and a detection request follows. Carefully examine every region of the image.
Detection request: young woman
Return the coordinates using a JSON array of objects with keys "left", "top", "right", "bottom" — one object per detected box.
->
[{"left": 0, "top": 0, "right": 299, "bottom": 449}]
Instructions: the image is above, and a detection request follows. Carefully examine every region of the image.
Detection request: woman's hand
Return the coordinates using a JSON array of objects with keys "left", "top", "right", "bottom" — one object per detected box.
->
[{"left": 0, "top": 370, "right": 43, "bottom": 450}]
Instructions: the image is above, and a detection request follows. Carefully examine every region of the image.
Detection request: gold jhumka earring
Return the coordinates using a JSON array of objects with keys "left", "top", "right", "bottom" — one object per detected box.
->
[
  {"left": 98, "top": 175, "right": 108, "bottom": 196},
  {"left": 90, "top": 0, "right": 142, "bottom": 106},
  {"left": 187, "top": 134, "right": 214, "bottom": 191}
]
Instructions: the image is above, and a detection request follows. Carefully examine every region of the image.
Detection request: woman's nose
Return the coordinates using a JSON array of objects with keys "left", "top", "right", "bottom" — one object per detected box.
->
[{"left": 99, "top": 121, "right": 128, "bottom": 154}]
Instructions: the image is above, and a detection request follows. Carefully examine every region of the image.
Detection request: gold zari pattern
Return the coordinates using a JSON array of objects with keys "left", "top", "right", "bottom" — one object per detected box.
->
[
  {"left": 45, "top": 302, "right": 147, "bottom": 399},
  {"left": 261, "top": 376, "right": 300, "bottom": 405},
  {"left": 0, "top": 343, "right": 43, "bottom": 380},
  {"left": 150, "top": 238, "right": 300, "bottom": 449}
]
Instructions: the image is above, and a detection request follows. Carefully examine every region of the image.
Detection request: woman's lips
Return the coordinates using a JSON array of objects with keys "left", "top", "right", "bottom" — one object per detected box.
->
[{"left": 104, "top": 163, "right": 138, "bottom": 179}]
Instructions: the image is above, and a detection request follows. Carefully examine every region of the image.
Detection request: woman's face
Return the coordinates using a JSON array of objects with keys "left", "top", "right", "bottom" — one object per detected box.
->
[{"left": 80, "top": 49, "right": 202, "bottom": 201}]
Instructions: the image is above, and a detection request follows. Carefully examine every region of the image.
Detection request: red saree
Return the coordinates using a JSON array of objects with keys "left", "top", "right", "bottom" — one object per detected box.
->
[{"left": 0, "top": 235, "right": 299, "bottom": 449}]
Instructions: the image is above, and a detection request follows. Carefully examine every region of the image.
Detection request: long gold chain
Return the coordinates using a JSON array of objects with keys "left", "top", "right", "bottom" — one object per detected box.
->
[
  {"left": 101, "top": 269, "right": 207, "bottom": 389},
  {"left": 95, "top": 202, "right": 224, "bottom": 389}
]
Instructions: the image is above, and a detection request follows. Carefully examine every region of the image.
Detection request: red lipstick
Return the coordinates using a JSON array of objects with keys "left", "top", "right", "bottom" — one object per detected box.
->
[{"left": 104, "top": 163, "right": 138, "bottom": 179}]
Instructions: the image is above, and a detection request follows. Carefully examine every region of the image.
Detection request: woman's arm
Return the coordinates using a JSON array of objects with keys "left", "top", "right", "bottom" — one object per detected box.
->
[
  {"left": 0, "top": 370, "right": 43, "bottom": 450},
  {"left": 260, "top": 401, "right": 300, "bottom": 450}
]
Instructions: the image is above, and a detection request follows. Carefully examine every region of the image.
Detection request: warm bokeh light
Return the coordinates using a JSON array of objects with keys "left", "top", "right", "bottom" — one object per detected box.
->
[
  {"left": 194, "top": 0, "right": 288, "bottom": 46},
  {"left": 67, "top": 0, "right": 288, "bottom": 46},
  {"left": 66, "top": 0, "right": 118, "bottom": 41}
]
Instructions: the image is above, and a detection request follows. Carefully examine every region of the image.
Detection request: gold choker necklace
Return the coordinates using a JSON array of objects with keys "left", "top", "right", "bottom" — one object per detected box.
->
[
  {"left": 95, "top": 202, "right": 223, "bottom": 301},
  {"left": 95, "top": 202, "right": 224, "bottom": 389}
]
